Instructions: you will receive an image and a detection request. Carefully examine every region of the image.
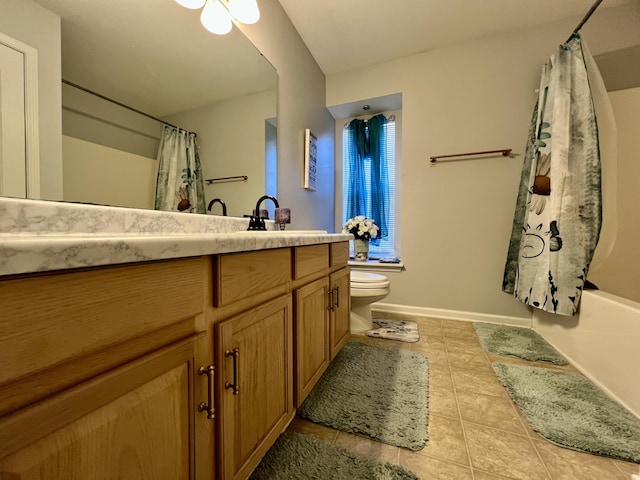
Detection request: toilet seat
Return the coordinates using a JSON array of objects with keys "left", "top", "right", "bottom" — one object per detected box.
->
[{"left": 351, "top": 271, "right": 390, "bottom": 289}]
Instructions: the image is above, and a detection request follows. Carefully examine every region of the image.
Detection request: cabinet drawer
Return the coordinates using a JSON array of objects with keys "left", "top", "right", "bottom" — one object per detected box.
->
[
  {"left": 213, "top": 248, "right": 291, "bottom": 307},
  {"left": 330, "top": 242, "right": 350, "bottom": 267},
  {"left": 0, "top": 258, "right": 205, "bottom": 417},
  {"left": 293, "top": 244, "right": 329, "bottom": 279}
]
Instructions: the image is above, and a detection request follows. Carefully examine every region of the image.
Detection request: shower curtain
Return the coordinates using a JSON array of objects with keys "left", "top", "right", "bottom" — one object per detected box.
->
[
  {"left": 154, "top": 125, "right": 206, "bottom": 213},
  {"left": 502, "top": 36, "right": 602, "bottom": 316}
]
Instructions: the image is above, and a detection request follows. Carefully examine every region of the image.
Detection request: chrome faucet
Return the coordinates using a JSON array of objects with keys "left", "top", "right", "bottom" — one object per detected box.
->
[
  {"left": 248, "top": 195, "right": 279, "bottom": 230},
  {"left": 207, "top": 198, "right": 227, "bottom": 216}
]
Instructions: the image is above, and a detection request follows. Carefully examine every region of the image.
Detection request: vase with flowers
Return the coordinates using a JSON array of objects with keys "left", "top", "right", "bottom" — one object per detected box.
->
[{"left": 342, "top": 216, "right": 379, "bottom": 261}]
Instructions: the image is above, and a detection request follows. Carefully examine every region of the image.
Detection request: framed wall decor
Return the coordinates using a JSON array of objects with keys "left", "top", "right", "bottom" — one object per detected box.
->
[{"left": 303, "top": 128, "right": 317, "bottom": 191}]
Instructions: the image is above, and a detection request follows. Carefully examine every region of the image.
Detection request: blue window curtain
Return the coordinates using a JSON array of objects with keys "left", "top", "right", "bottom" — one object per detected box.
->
[{"left": 344, "top": 114, "right": 389, "bottom": 244}]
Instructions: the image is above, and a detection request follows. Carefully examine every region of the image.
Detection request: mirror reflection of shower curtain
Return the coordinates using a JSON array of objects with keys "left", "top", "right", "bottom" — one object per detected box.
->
[
  {"left": 502, "top": 36, "right": 603, "bottom": 316},
  {"left": 154, "top": 125, "right": 206, "bottom": 213}
]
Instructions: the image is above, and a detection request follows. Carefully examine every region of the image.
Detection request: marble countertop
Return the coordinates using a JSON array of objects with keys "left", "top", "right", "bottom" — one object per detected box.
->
[{"left": 0, "top": 198, "right": 351, "bottom": 277}]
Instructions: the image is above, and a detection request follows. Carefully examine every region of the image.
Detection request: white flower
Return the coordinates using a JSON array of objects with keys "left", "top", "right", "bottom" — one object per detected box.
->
[{"left": 342, "top": 216, "right": 380, "bottom": 240}]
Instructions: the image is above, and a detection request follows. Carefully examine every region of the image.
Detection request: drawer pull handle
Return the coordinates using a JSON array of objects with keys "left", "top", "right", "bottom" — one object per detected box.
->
[
  {"left": 225, "top": 348, "right": 240, "bottom": 395},
  {"left": 197, "top": 365, "right": 215, "bottom": 419}
]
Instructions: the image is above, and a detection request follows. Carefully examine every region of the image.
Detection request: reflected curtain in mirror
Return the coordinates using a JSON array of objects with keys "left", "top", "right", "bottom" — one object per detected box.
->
[{"left": 154, "top": 126, "right": 206, "bottom": 213}]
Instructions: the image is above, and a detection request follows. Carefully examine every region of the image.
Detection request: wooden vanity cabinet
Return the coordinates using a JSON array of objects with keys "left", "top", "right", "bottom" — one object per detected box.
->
[
  {"left": 329, "top": 266, "right": 351, "bottom": 358},
  {"left": 211, "top": 248, "right": 294, "bottom": 480},
  {"left": 0, "top": 241, "right": 350, "bottom": 480},
  {"left": 294, "top": 276, "right": 331, "bottom": 406},
  {"left": 215, "top": 295, "right": 293, "bottom": 480},
  {"left": 292, "top": 243, "right": 350, "bottom": 407},
  {"left": 0, "top": 258, "right": 211, "bottom": 480}
]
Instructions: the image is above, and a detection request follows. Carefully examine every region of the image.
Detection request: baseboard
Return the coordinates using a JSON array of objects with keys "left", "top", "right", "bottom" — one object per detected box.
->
[{"left": 373, "top": 302, "right": 532, "bottom": 328}]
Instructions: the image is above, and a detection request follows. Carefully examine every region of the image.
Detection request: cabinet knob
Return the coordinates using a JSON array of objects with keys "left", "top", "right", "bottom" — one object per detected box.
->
[
  {"left": 197, "top": 365, "right": 215, "bottom": 419},
  {"left": 225, "top": 348, "right": 240, "bottom": 395}
]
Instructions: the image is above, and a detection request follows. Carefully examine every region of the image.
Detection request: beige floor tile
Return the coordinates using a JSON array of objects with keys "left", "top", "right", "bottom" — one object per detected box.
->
[
  {"left": 613, "top": 459, "right": 640, "bottom": 477},
  {"left": 398, "top": 452, "right": 473, "bottom": 479},
  {"left": 456, "top": 389, "right": 528, "bottom": 435},
  {"left": 464, "top": 423, "right": 550, "bottom": 480},
  {"left": 417, "top": 345, "right": 448, "bottom": 363},
  {"left": 429, "top": 365, "right": 454, "bottom": 391},
  {"left": 440, "top": 319, "right": 476, "bottom": 331},
  {"left": 412, "top": 413, "right": 469, "bottom": 465},
  {"left": 286, "top": 417, "right": 338, "bottom": 443},
  {"left": 473, "top": 470, "right": 523, "bottom": 480},
  {"left": 429, "top": 382, "right": 460, "bottom": 418},
  {"left": 333, "top": 431, "right": 399, "bottom": 464},
  {"left": 533, "top": 439, "right": 628, "bottom": 480},
  {"left": 447, "top": 348, "right": 492, "bottom": 371},
  {"left": 444, "top": 335, "right": 484, "bottom": 352},
  {"left": 451, "top": 367, "right": 507, "bottom": 397}
]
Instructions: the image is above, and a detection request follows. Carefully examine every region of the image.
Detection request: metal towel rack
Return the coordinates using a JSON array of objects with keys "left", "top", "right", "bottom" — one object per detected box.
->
[
  {"left": 205, "top": 175, "right": 248, "bottom": 185},
  {"left": 429, "top": 149, "right": 513, "bottom": 165}
]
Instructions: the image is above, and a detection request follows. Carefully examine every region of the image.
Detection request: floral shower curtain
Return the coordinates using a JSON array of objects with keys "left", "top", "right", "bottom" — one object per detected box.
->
[
  {"left": 502, "top": 36, "right": 602, "bottom": 316},
  {"left": 154, "top": 125, "right": 206, "bottom": 213}
]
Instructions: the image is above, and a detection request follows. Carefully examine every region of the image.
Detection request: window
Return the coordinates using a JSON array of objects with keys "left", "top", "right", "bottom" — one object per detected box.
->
[{"left": 341, "top": 113, "right": 397, "bottom": 258}]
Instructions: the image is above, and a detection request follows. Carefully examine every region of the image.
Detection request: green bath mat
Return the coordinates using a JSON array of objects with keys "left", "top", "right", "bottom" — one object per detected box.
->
[
  {"left": 250, "top": 432, "right": 418, "bottom": 479},
  {"left": 493, "top": 362, "right": 640, "bottom": 463},
  {"left": 298, "top": 341, "right": 429, "bottom": 451},
  {"left": 473, "top": 322, "right": 568, "bottom": 365}
]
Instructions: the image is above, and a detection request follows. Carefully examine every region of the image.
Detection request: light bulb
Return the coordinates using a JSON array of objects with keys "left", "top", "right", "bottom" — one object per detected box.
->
[
  {"left": 227, "top": 0, "right": 260, "bottom": 24},
  {"left": 200, "top": 0, "right": 233, "bottom": 35},
  {"left": 175, "top": 0, "right": 206, "bottom": 9}
]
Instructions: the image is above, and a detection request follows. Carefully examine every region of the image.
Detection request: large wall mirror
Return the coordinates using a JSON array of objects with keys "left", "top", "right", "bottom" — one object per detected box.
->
[{"left": 33, "top": 0, "right": 277, "bottom": 217}]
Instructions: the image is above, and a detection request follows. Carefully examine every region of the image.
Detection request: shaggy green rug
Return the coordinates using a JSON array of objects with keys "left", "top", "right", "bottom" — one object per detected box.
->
[
  {"left": 250, "top": 432, "right": 418, "bottom": 479},
  {"left": 298, "top": 341, "right": 429, "bottom": 451},
  {"left": 493, "top": 362, "right": 640, "bottom": 463},
  {"left": 473, "top": 322, "right": 568, "bottom": 365}
]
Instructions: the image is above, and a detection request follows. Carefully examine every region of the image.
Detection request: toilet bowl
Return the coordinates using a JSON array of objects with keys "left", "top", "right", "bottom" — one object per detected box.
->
[{"left": 350, "top": 270, "right": 390, "bottom": 332}]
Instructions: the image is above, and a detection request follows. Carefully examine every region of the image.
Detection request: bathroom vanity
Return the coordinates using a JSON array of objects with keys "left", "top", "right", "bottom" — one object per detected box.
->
[{"left": 0, "top": 198, "right": 352, "bottom": 480}]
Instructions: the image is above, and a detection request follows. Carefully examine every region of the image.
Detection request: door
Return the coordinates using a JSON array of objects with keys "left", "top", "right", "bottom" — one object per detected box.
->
[
  {"left": 0, "top": 39, "right": 26, "bottom": 197},
  {"left": 294, "top": 276, "right": 330, "bottom": 406},
  {"left": 216, "top": 294, "right": 293, "bottom": 480},
  {"left": 330, "top": 267, "right": 351, "bottom": 358},
  {"left": 0, "top": 340, "right": 197, "bottom": 480}
]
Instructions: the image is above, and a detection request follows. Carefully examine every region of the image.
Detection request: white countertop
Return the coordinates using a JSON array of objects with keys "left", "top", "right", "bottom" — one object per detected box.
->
[{"left": 0, "top": 198, "right": 351, "bottom": 276}]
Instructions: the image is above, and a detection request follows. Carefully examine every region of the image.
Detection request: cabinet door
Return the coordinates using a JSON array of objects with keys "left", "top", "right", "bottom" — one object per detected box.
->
[
  {"left": 216, "top": 295, "right": 293, "bottom": 480},
  {"left": 0, "top": 340, "right": 198, "bottom": 480},
  {"left": 330, "top": 267, "right": 351, "bottom": 359},
  {"left": 294, "top": 277, "right": 330, "bottom": 407}
]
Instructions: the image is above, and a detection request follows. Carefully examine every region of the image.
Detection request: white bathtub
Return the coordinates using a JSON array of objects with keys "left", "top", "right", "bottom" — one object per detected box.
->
[{"left": 533, "top": 290, "right": 640, "bottom": 418}]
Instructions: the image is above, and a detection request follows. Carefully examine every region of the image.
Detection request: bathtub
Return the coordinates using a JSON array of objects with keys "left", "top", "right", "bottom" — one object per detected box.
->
[{"left": 533, "top": 290, "right": 640, "bottom": 418}]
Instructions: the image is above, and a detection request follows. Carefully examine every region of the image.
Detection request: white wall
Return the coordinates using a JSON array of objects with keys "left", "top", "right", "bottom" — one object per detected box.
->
[
  {"left": 0, "top": 0, "right": 62, "bottom": 200},
  {"left": 62, "top": 136, "right": 156, "bottom": 209},
  {"left": 326, "top": 5, "right": 640, "bottom": 320},
  {"left": 238, "top": 2, "right": 335, "bottom": 231}
]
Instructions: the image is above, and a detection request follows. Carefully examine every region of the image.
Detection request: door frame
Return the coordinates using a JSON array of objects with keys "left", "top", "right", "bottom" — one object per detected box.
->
[{"left": 0, "top": 31, "right": 40, "bottom": 198}]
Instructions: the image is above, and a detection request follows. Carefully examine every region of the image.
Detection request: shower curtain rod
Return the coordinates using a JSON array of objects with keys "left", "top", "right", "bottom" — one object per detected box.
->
[
  {"left": 564, "top": 0, "right": 604, "bottom": 45},
  {"left": 62, "top": 79, "right": 195, "bottom": 136}
]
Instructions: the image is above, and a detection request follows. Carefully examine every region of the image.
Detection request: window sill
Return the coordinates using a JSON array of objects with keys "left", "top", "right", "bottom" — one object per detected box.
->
[{"left": 348, "top": 259, "right": 404, "bottom": 272}]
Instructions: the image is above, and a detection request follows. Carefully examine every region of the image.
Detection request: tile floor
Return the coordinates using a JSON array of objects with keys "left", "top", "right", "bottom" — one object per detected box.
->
[{"left": 286, "top": 315, "right": 640, "bottom": 480}]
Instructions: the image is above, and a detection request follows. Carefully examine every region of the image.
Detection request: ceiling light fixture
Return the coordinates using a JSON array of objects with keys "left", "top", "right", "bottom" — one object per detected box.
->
[{"left": 175, "top": 0, "right": 260, "bottom": 35}]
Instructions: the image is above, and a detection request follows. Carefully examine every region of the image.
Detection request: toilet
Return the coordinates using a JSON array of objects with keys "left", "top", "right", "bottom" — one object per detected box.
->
[{"left": 350, "top": 270, "right": 391, "bottom": 332}]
